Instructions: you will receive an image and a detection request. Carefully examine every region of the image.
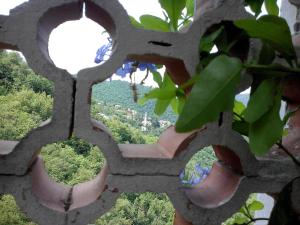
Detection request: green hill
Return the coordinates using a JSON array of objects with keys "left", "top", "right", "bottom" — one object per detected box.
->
[{"left": 92, "top": 80, "right": 177, "bottom": 122}]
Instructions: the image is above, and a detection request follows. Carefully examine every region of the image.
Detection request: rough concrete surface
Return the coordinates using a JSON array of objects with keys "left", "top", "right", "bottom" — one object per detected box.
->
[{"left": 0, "top": 0, "right": 299, "bottom": 224}]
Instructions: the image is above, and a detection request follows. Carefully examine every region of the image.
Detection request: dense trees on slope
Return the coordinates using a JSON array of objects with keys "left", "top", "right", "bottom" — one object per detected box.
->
[{"left": 92, "top": 80, "right": 178, "bottom": 123}]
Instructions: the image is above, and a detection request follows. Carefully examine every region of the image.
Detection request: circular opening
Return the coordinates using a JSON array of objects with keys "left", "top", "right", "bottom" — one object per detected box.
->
[
  {"left": 38, "top": 1, "right": 117, "bottom": 74},
  {"left": 183, "top": 145, "right": 243, "bottom": 208},
  {"left": 91, "top": 78, "right": 176, "bottom": 145},
  {"left": 28, "top": 138, "right": 107, "bottom": 212},
  {"left": 40, "top": 137, "right": 105, "bottom": 185},
  {"left": 90, "top": 54, "right": 194, "bottom": 158},
  {"left": 94, "top": 192, "right": 175, "bottom": 225},
  {"left": 0, "top": 50, "right": 53, "bottom": 148},
  {"left": 180, "top": 146, "right": 216, "bottom": 187},
  {"left": 91, "top": 60, "right": 182, "bottom": 144},
  {"left": 48, "top": 16, "right": 111, "bottom": 74}
]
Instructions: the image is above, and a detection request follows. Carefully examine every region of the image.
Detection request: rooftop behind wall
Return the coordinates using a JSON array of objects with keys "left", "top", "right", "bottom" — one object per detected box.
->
[{"left": 0, "top": 0, "right": 299, "bottom": 225}]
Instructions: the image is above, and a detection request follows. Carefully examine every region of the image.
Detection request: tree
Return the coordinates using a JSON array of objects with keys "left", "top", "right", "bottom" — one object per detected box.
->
[
  {"left": 0, "top": 195, "right": 35, "bottom": 225},
  {"left": 0, "top": 50, "right": 54, "bottom": 96},
  {"left": 0, "top": 89, "right": 52, "bottom": 140}
]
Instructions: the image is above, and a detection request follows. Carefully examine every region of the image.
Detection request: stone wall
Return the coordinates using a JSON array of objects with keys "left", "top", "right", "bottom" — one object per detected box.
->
[{"left": 0, "top": 0, "right": 299, "bottom": 225}]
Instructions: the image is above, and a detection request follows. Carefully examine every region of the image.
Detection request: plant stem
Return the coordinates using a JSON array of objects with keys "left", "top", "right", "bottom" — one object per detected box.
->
[
  {"left": 178, "top": 16, "right": 192, "bottom": 28},
  {"left": 140, "top": 68, "right": 149, "bottom": 85},
  {"left": 245, "top": 218, "right": 269, "bottom": 225},
  {"left": 244, "top": 63, "right": 300, "bottom": 74},
  {"left": 233, "top": 112, "right": 245, "bottom": 122},
  {"left": 276, "top": 142, "right": 300, "bottom": 167},
  {"left": 244, "top": 205, "right": 253, "bottom": 219}
]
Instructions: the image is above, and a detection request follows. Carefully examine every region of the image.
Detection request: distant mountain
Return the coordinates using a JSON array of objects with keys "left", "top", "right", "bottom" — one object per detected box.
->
[
  {"left": 92, "top": 80, "right": 253, "bottom": 122},
  {"left": 92, "top": 80, "right": 177, "bottom": 122}
]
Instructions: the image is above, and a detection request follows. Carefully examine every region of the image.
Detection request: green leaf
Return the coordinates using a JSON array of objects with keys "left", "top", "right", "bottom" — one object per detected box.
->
[
  {"left": 161, "top": 73, "right": 176, "bottom": 90},
  {"left": 231, "top": 212, "right": 250, "bottom": 224},
  {"left": 243, "top": 79, "right": 278, "bottom": 123},
  {"left": 235, "top": 16, "right": 296, "bottom": 59},
  {"left": 144, "top": 88, "right": 175, "bottom": 100},
  {"left": 170, "top": 96, "right": 186, "bottom": 115},
  {"left": 170, "top": 98, "right": 179, "bottom": 114},
  {"left": 234, "top": 100, "right": 246, "bottom": 116},
  {"left": 139, "top": 15, "right": 170, "bottom": 32},
  {"left": 175, "top": 55, "right": 242, "bottom": 132},
  {"left": 185, "top": 0, "right": 194, "bottom": 17},
  {"left": 233, "top": 120, "right": 249, "bottom": 136},
  {"left": 249, "top": 91, "right": 283, "bottom": 155},
  {"left": 248, "top": 200, "right": 264, "bottom": 211},
  {"left": 245, "top": 0, "right": 264, "bottom": 16},
  {"left": 265, "top": 0, "right": 279, "bottom": 16},
  {"left": 158, "top": 0, "right": 186, "bottom": 31},
  {"left": 129, "top": 16, "right": 144, "bottom": 29},
  {"left": 245, "top": 63, "right": 300, "bottom": 78},
  {"left": 200, "top": 26, "right": 224, "bottom": 53},
  {"left": 177, "top": 97, "right": 185, "bottom": 114},
  {"left": 155, "top": 99, "right": 171, "bottom": 115},
  {"left": 258, "top": 43, "right": 275, "bottom": 65},
  {"left": 151, "top": 71, "right": 163, "bottom": 87}
]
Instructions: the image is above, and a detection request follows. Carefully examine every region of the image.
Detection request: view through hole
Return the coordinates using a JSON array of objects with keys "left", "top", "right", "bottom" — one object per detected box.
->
[
  {"left": 0, "top": 50, "right": 54, "bottom": 142},
  {"left": 48, "top": 13, "right": 111, "bottom": 74},
  {"left": 180, "top": 146, "right": 216, "bottom": 187},
  {"left": 91, "top": 64, "right": 179, "bottom": 145},
  {"left": 40, "top": 137, "right": 105, "bottom": 185},
  {"left": 94, "top": 192, "right": 175, "bottom": 225}
]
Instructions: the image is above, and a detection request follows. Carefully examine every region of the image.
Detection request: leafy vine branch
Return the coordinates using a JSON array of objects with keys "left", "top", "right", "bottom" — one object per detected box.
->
[
  {"left": 95, "top": 0, "right": 300, "bottom": 160},
  {"left": 129, "top": 1, "right": 299, "bottom": 160}
]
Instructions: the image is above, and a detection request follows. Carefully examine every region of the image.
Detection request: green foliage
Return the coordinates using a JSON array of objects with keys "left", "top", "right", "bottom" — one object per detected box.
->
[
  {"left": 96, "top": 193, "right": 174, "bottom": 225},
  {"left": 92, "top": 80, "right": 177, "bottom": 123},
  {"left": 249, "top": 91, "right": 283, "bottom": 155},
  {"left": 176, "top": 55, "right": 242, "bottom": 132},
  {"left": 181, "top": 146, "right": 216, "bottom": 185},
  {"left": 0, "top": 50, "right": 53, "bottom": 96},
  {"left": 130, "top": 0, "right": 193, "bottom": 32},
  {"left": 265, "top": 0, "right": 279, "bottom": 16},
  {"left": 245, "top": 0, "right": 264, "bottom": 16},
  {"left": 243, "top": 79, "right": 279, "bottom": 123},
  {"left": 245, "top": 0, "right": 279, "bottom": 17},
  {"left": 139, "top": 15, "right": 170, "bottom": 32},
  {"left": 223, "top": 194, "right": 264, "bottom": 225},
  {"left": 199, "top": 26, "right": 224, "bottom": 53},
  {"left": 104, "top": 118, "right": 149, "bottom": 144},
  {"left": 140, "top": 73, "right": 183, "bottom": 116},
  {"left": 235, "top": 16, "right": 296, "bottom": 61},
  {"left": 61, "top": 136, "right": 93, "bottom": 156},
  {"left": 0, "top": 89, "right": 52, "bottom": 140},
  {"left": 158, "top": 0, "right": 186, "bottom": 31},
  {"left": 0, "top": 195, "right": 36, "bottom": 225},
  {"left": 41, "top": 143, "right": 105, "bottom": 185}
]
